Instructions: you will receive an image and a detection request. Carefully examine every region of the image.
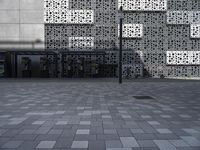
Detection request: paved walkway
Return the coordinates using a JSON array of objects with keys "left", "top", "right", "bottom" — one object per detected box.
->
[{"left": 0, "top": 79, "right": 200, "bottom": 150}]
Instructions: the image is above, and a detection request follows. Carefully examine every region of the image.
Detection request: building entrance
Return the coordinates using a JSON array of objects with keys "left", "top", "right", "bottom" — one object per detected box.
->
[{"left": 61, "top": 51, "right": 108, "bottom": 78}]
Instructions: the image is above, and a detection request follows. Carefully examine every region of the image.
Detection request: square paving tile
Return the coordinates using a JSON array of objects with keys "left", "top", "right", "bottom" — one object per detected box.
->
[
  {"left": 36, "top": 141, "right": 56, "bottom": 148},
  {"left": 1, "top": 141, "right": 23, "bottom": 149},
  {"left": 120, "top": 137, "right": 139, "bottom": 147},
  {"left": 131, "top": 129, "right": 144, "bottom": 134},
  {"left": 1, "top": 80, "right": 200, "bottom": 150},
  {"left": 169, "top": 140, "right": 190, "bottom": 147},
  {"left": 71, "top": 141, "right": 88, "bottom": 148},
  {"left": 106, "top": 140, "right": 122, "bottom": 148},
  {"left": 104, "top": 129, "right": 117, "bottom": 134},
  {"left": 48, "top": 129, "right": 63, "bottom": 135},
  {"left": 154, "top": 140, "right": 177, "bottom": 150},
  {"left": 148, "top": 121, "right": 160, "bottom": 125},
  {"left": 80, "top": 121, "right": 91, "bottom": 125},
  {"left": 89, "top": 141, "right": 105, "bottom": 150},
  {"left": 56, "top": 121, "right": 68, "bottom": 125},
  {"left": 138, "top": 140, "right": 157, "bottom": 147},
  {"left": 76, "top": 129, "right": 90, "bottom": 134},
  {"left": 32, "top": 121, "right": 45, "bottom": 125},
  {"left": 181, "top": 136, "right": 200, "bottom": 146},
  {"left": 156, "top": 129, "right": 173, "bottom": 134}
]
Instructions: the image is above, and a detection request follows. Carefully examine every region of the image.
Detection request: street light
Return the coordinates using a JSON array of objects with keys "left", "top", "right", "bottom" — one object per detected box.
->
[{"left": 119, "top": 6, "right": 123, "bottom": 84}]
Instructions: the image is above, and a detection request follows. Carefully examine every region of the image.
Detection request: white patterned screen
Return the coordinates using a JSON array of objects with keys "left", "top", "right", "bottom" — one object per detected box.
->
[
  {"left": 118, "top": 0, "right": 167, "bottom": 11},
  {"left": 44, "top": 0, "right": 94, "bottom": 24},
  {"left": 69, "top": 37, "right": 94, "bottom": 50},
  {"left": 119, "top": 24, "right": 143, "bottom": 38},
  {"left": 44, "top": 0, "right": 200, "bottom": 78},
  {"left": 191, "top": 24, "right": 200, "bottom": 38},
  {"left": 167, "top": 51, "right": 200, "bottom": 65},
  {"left": 44, "top": 0, "right": 69, "bottom": 10},
  {"left": 167, "top": 11, "right": 200, "bottom": 25},
  {"left": 68, "top": 10, "right": 94, "bottom": 24}
]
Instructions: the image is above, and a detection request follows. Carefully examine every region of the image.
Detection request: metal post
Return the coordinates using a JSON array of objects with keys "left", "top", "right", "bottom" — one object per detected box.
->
[
  {"left": 55, "top": 53, "right": 58, "bottom": 78},
  {"left": 14, "top": 52, "right": 18, "bottom": 78},
  {"left": 119, "top": 7, "right": 123, "bottom": 84},
  {"left": 61, "top": 53, "right": 64, "bottom": 78}
]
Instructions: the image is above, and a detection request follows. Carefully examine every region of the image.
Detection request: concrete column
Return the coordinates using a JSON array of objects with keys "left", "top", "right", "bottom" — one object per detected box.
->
[{"left": 0, "top": 0, "right": 44, "bottom": 49}]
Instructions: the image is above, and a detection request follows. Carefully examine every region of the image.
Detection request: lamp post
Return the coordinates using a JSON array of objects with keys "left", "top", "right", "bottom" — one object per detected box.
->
[{"left": 119, "top": 6, "right": 123, "bottom": 84}]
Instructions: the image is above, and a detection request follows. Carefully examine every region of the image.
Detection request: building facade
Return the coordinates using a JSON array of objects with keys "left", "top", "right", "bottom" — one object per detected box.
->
[
  {"left": 44, "top": 0, "right": 200, "bottom": 78},
  {"left": 1, "top": 0, "right": 200, "bottom": 78},
  {"left": 0, "top": 0, "right": 44, "bottom": 49}
]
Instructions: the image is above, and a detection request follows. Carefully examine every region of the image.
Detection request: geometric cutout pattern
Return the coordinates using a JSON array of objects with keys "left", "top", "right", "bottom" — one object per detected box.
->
[
  {"left": 68, "top": 37, "right": 94, "bottom": 50},
  {"left": 167, "top": 51, "right": 200, "bottom": 65},
  {"left": 44, "top": 0, "right": 200, "bottom": 78},
  {"left": 68, "top": 10, "right": 94, "bottom": 24},
  {"left": 118, "top": 0, "right": 167, "bottom": 11},
  {"left": 45, "top": 10, "right": 94, "bottom": 24},
  {"left": 167, "top": 11, "right": 200, "bottom": 24},
  {"left": 44, "top": 0, "right": 94, "bottom": 24},
  {"left": 119, "top": 24, "right": 143, "bottom": 38},
  {"left": 44, "top": 0, "right": 69, "bottom": 23},
  {"left": 191, "top": 24, "right": 200, "bottom": 38},
  {"left": 44, "top": 0, "right": 69, "bottom": 10},
  {"left": 122, "top": 64, "right": 143, "bottom": 78}
]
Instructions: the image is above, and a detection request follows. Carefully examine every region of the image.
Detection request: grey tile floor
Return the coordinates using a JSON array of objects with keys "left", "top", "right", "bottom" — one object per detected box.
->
[{"left": 0, "top": 79, "right": 200, "bottom": 150}]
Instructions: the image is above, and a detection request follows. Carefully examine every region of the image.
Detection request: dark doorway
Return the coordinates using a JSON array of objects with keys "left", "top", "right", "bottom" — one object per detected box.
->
[{"left": 61, "top": 51, "right": 112, "bottom": 78}]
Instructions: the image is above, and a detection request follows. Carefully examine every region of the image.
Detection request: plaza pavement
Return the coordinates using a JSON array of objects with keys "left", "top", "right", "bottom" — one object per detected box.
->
[{"left": 0, "top": 79, "right": 200, "bottom": 150}]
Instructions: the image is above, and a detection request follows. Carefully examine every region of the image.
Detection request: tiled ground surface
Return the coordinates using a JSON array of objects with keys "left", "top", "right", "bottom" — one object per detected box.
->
[{"left": 0, "top": 79, "right": 200, "bottom": 150}]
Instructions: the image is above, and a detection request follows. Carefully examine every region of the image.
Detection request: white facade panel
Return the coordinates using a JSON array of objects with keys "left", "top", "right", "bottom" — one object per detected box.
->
[
  {"left": 69, "top": 37, "right": 94, "bottom": 50},
  {"left": 44, "top": 0, "right": 94, "bottom": 24},
  {"left": 118, "top": 0, "right": 167, "bottom": 11},
  {"left": 191, "top": 24, "right": 200, "bottom": 38},
  {"left": 167, "top": 51, "right": 200, "bottom": 65},
  {"left": 119, "top": 24, "right": 143, "bottom": 38},
  {"left": 167, "top": 11, "right": 200, "bottom": 25}
]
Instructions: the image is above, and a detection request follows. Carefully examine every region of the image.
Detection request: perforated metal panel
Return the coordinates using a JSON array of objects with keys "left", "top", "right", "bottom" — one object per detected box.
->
[
  {"left": 191, "top": 24, "right": 200, "bottom": 38},
  {"left": 167, "top": 51, "right": 200, "bottom": 65},
  {"left": 167, "top": 11, "right": 200, "bottom": 24},
  {"left": 119, "top": 24, "right": 143, "bottom": 38},
  {"left": 118, "top": 0, "right": 167, "bottom": 11},
  {"left": 44, "top": 0, "right": 200, "bottom": 78},
  {"left": 68, "top": 37, "right": 94, "bottom": 51}
]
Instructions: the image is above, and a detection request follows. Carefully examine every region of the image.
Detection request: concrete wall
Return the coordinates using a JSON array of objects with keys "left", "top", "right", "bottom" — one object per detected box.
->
[{"left": 0, "top": 0, "right": 44, "bottom": 49}]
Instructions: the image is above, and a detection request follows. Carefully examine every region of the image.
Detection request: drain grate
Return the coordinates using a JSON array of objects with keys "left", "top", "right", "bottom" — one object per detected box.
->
[{"left": 133, "top": 96, "right": 155, "bottom": 99}]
